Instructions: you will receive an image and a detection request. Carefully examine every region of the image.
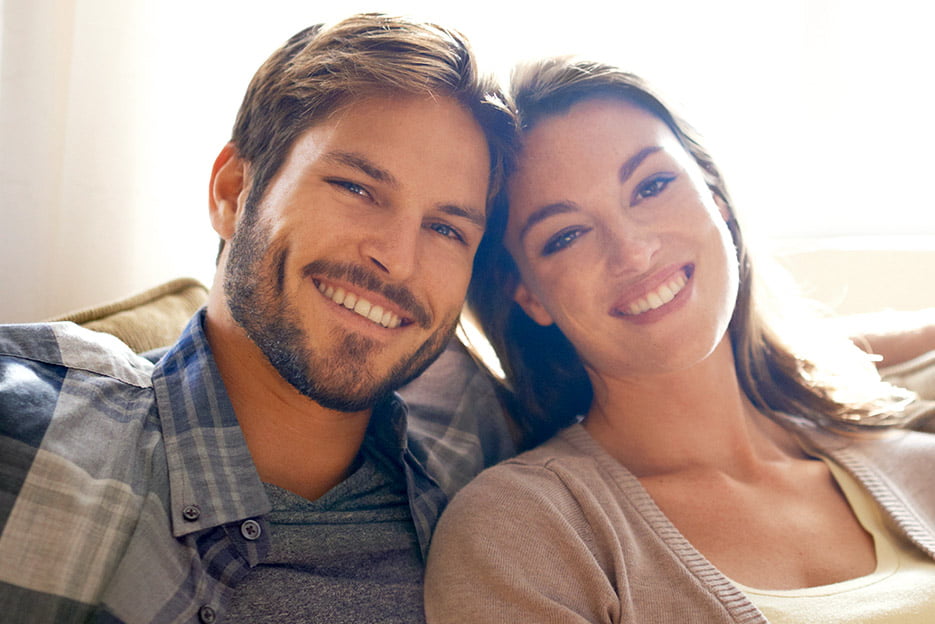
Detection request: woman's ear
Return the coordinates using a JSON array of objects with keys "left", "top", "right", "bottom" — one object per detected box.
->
[
  {"left": 209, "top": 142, "right": 249, "bottom": 240},
  {"left": 513, "top": 282, "right": 555, "bottom": 327}
]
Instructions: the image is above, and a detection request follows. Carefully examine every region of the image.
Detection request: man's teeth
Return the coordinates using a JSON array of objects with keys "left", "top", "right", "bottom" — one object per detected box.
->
[
  {"left": 624, "top": 271, "right": 688, "bottom": 315},
  {"left": 317, "top": 282, "right": 402, "bottom": 328}
]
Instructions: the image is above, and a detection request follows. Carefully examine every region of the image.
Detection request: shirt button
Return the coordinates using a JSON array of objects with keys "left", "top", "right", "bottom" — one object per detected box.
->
[
  {"left": 198, "top": 605, "right": 216, "bottom": 623},
  {"left": 182, "top": 505, "right": 201, "bottom": 521},
  {"left": 240, "top": 519, "right": 262, "bottom": 541}
]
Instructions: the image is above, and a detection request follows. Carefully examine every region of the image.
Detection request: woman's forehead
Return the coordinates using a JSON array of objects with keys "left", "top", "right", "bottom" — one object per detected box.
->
[
  {"left": 510, "top": 98, "right": 685, "bottom": 192},
  {"left": 527, "top": 98, "right": 670, "bottom": 148}
]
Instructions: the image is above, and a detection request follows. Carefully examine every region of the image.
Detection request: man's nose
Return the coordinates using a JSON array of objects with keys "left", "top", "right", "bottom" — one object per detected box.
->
[{"left": 359, "top": 216, "right": 420, "bottom": 281}]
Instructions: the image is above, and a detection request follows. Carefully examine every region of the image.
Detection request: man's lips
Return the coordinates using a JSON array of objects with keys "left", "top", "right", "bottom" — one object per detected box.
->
[
  {"left": 314, "top": 279, "right": 404, "bottom": 329},
  {"left": 611, "top": 264, "right": 693, "bottom": 317},
  {"left": 302, "top": 260, "right": 431, "bottom": 329}
]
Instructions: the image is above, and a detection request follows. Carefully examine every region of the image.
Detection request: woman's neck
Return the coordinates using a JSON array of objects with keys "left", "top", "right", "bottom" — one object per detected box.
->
[{"left": 582, "top": 338, "right": 804, "bottom": 479}]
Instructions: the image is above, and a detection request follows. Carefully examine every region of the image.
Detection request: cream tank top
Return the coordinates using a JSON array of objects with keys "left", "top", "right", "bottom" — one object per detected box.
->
[{"left": 732, "top": 459, "right": 935, "bottom": 623}]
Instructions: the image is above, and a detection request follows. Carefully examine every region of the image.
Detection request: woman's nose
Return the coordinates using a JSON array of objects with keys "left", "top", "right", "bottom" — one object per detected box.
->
[{"left": 604, "top": 219, "right": 660, "bottom": 276}]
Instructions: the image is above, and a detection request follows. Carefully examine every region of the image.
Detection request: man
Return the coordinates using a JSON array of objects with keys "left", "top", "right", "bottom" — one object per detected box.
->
[{"left": 0, "top": 14, "right": 513, "bottom": 623}]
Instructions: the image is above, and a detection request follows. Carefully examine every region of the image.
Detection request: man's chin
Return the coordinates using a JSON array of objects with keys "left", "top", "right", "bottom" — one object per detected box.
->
[
  {"left": 265, "top": 349, "right": 381, "bottom": 412},
  {"left": 298, "top": 328, "right": 455, "bottom": 413},
  {"left": 299, "top": 386, "right": 390, "bottom": 413},
  {"left": 237, "top": 293, "right": 459, "bottom": 414}
]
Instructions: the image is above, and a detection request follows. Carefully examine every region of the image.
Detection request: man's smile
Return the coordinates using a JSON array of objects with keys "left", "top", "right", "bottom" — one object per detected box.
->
[{"left": 315, "top": 279, "right": 405, "bottom": 329}]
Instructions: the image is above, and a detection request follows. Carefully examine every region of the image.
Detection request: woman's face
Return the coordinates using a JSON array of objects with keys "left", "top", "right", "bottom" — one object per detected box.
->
[{"left": 505, "top": 97, "right": 739, "bottom": 380}]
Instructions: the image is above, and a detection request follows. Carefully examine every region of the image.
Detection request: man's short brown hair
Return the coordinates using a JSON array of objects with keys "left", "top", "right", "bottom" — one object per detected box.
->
[{"left": 230, "top": 13, "right": 513, "bottom": 222}]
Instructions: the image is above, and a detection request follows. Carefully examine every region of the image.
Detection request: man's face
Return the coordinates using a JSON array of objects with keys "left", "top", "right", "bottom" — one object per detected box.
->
[{"left": 224, "top": 94, "right": 491, "bottom": 411}]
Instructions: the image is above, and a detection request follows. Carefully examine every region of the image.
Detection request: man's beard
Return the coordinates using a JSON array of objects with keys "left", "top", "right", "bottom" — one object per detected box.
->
[{"left": 224, "top": 212, "right": 459, "bottom": 412}]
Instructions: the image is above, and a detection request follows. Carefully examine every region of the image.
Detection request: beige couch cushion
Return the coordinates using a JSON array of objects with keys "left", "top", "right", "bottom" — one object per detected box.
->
[
  {"left": 51, "top": 277, "right": 208, "bottom": 353},
  {"left": 881, "top": 353, "right": 935, "bottom": 432}
]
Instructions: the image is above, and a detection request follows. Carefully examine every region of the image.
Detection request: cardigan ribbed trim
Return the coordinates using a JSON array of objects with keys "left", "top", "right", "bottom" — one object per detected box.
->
[
  {"left": 562, "top": 425, "right": 769, "bottom": 623},
  {"left": 558, "top": 422, "right": 935, "bottom": 623}
]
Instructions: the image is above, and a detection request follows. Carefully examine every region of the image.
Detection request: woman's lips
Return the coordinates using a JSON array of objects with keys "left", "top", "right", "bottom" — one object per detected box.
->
[{"left": 611, "top": 264, "right": 693, "bottom": 317}]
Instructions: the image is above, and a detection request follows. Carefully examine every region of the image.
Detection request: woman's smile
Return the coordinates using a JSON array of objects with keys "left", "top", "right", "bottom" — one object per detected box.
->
[{"left": 611, "top": 264, "right": 693, "bottom": 318}]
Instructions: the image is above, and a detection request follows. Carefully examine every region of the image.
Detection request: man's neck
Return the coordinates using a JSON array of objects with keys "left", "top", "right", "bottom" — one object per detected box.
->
[
  {"left": 204, "top": 303, "right": 372, "bottom": 502},
  {"left": 234, "top": 396, "right": 372, "bottom": 502}
]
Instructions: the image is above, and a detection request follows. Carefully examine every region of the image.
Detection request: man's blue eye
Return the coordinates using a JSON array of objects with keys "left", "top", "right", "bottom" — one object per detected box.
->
[
  {"left": 331, "top": 180, "right": 370, "bottom": 198},
  {"left": 429, "top": 223, "right": 465, "bottom": 243}
]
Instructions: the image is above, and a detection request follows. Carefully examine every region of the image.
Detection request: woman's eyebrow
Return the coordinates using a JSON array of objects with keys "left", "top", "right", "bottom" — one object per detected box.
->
[
  {"left": 516, "top": 146, "right": 663, "bottom": 244},
  {"left": 517, "top": 202, "right": 578, "bottom": 243},
  {"left": 618, "top": 146, "right": 662, "bottom": 185}
]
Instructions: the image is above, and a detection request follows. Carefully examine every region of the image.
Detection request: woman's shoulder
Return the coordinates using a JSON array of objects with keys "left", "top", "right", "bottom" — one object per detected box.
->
[
  {"left": 831, "top": 425, "right": 935, "bottom": 469},
  {"left": 472, "top": 424, "right": 598, "bottom": 481},
  {"left": 794, "top": 417, "right": 935, "bottom": 457},
  {"left": 437, "top": 425, "right": 617, "bottom": 527},
  {"left": 795, "top": 421, "right": 935, "bottom": 507}
]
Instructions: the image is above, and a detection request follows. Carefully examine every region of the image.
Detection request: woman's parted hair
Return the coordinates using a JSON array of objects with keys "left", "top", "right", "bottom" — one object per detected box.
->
[
  {"left": 468, "top": 57, "right": 911, "bottom": 448},
  {"left": 228, "top": 14, "right": 514, "bottom": 237}
]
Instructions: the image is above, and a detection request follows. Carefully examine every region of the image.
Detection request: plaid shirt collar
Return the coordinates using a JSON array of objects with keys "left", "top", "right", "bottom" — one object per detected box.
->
[
  {"left": 152, "top": 311, "right": 271, "bottom": 537},
  {"left": 152, "top": 310, "right": 431, "bottom": 548}
]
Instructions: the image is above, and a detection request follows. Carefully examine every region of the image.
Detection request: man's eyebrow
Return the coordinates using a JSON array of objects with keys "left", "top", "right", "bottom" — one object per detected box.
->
[
  {"left": 326, "top": 150, "right": 485, "bottom": 230},
  {"left": 517, "top": 202, "right": 578, "bottom": 243},
  {"left": 439, "top": 203, "right": 486, "bottom": 230},
  {"left": 325, "top": 151, "right": 398, "bottom": 187},
  {"left": 619, "top": 145, "right": 662, "bottom": 185}
]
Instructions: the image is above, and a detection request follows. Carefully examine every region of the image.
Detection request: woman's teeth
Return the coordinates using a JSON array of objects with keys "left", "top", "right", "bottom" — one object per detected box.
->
[
  {"left": 623, "top": 271, "right": 688, "bottom": 315},
  {"left": 317, "top": 282, "right": 402, "bottom": 329}
]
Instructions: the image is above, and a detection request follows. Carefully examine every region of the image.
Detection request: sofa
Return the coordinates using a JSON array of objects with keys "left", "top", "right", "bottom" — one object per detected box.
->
[
  {"left": 50, "top": 277, "right": 209, "bottom": 354},
  {"left": 50, "top": 275, "right": 935, "bottom": 432}
]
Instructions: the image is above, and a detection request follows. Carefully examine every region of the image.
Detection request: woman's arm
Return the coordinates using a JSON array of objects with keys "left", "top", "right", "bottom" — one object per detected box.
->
[{"left": 845, "top": 308, "right": 935, "bottom": 368}]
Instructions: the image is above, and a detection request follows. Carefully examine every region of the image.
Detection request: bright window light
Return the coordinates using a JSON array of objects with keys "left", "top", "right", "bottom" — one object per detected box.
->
[{"left": 2, "top": 0, "right": 933, "bottom": 322}]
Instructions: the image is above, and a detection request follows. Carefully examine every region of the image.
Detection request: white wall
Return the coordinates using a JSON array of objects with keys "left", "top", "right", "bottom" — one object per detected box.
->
[
  {"left": 773, "top": 237, "right": 935, "bottom": 315},
  {"left": 2, "top": 0, "right": 934, "bottom": 322}
]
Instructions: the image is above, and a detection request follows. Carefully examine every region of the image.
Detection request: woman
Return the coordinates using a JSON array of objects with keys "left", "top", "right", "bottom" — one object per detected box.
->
[{"left": 424, "top": 57, "right": 935, "bottom": 623}]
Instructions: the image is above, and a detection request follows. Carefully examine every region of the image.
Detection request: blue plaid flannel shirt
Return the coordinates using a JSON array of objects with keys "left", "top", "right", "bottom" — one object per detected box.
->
[{"left": 0, "top": 310, "right": 515, "bottom": 623}]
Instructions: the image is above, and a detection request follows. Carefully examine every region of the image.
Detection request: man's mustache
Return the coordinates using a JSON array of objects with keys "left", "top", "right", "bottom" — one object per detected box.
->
[{"left": 303, "top": 260, "right": 432, "bottom": 328}]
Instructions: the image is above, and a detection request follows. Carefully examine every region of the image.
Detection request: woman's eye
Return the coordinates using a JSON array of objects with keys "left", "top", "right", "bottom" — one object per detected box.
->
[
  {"left": 633, "top": 174, "right": 676, "bottom": 203},
  {"left": 428, "top": 222, "right": 465, "bottom": 243},
  {"left": 542, "top": 227, "right": 590, "bottom": 256}
]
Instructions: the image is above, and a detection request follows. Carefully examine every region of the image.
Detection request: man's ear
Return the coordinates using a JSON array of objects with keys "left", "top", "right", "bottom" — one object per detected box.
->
[
  {"left": 209, "top": 142, "right": 249, "bottom": 240},
  {"left": 513, "top": 282, "right": 555, "bottom": 327}
]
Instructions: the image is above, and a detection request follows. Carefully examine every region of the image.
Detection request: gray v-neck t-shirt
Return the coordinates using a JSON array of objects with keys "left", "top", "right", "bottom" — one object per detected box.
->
[{"left": 225, "top": 447, "right": 425, "bottom": 623}]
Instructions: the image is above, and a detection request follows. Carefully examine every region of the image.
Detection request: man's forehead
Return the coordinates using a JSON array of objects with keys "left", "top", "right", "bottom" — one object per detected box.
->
[{"left": 279, "top": 94, "right": 491, "bottom": 208}]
